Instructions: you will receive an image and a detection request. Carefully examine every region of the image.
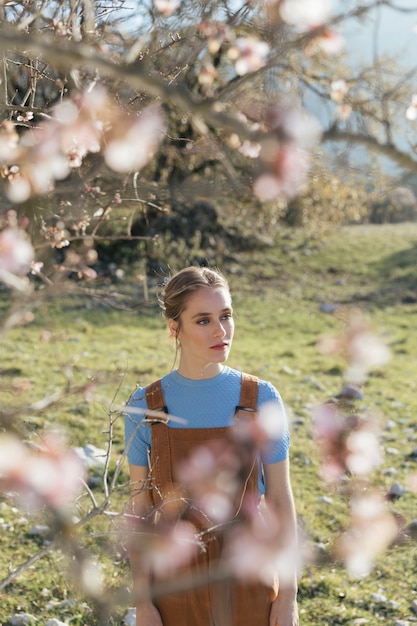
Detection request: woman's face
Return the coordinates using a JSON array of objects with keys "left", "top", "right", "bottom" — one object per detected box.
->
[{"left": 169, "top": 286, "right": 234, "bottom": 376}]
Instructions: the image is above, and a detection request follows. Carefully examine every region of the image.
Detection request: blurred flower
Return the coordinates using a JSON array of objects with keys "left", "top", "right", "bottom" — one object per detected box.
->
[
  {"left": 254, "top": 142, "right": 310, "bottom": 201},
  {"left": 1, "top": 85, "right": 165, "bottom": 202},
  {"left": 30, "top": 261, "right": 44, "bottom": 275},
  {"left": 251, "top": 105, "right": 321, "bottom": 202},
  {"left": 265, "top": 106, "right": 322, "bottom": 148},
  {"left": 0, "top": 120, "right": 20, "bottom": 162},
  {"left": 279, "top": 0, "right": 332, "bottom": 28},
  {"left": 228, "top": 37, "right": 270, "bottom": 76},
  {"left": 406, "top": 94, "right": 417, "bottom": 121},
  {"left": 146, "top": 520, "right": 198, "bottom": 575},
  {"left": 126, "top": 512, "right": 199, "bottom": 577},
  {"left": 175, "top": 440, "right": 241, "bottom": 523},
  {"left": 225, "top": 504, "right": 300, "bottom": 587},
  {"left": 345, "top": 428, "right": 381, "bottom": 476},
  {"left": 0, "top": 432, "right": 86, "bottom": 512},
  {"left": 41, "top": 219, "right": 70, "bottom": 250},
  {"left": 0, "top": 227, "right": 34, "bottom": 275},
  {"left": 5, "top": 132, "right": 70, "bottom": 202},
  {"left": 198, "top": 22, "right": 232, "bottom": 55},
  {"left": 104, "top": 106, "right": 166, "bottom": 173},
  {"left": 16, "top": 111, "right": 34, "bottom": 123},
  {"left": 52, "top": 89, "right": 106, "bottom": 162},
  {"left": 313, "top": 402, "right": 381, "bottom": 483},
  {"left": 336, "top": 493, "right": 399, "bottom": 576},
  {"left": 318, "top": 310, "right": 391, "bottom": 385},
  {"left": 330, "top": 79, "right": 348, "bottom": 103},
  {"left": 239, "top": 140, "right": 261, "bottom": 158},
  {"left": 305, "top": 28, "right": 344, "bottom": 56},
  {"left": 78, "top": 559, "right": 105, "bottom": 597},
  {"left": 154, "top": 0, "right": 180, "bottom": 16},
  {"left": 337, "top": 104, "right": 352, "bottom": 120},
  {"left": 257, "top": 401, "right": 287, "bottom": 440},
  {"left": 198, "top": 63, "right": 217, "bottom": 86}
]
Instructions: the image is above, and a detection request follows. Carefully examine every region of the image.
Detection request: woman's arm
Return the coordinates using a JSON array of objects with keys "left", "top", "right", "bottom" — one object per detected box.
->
[
  {"left": 264, "top": 459, "right": 299, "bottom": 626},
  {"left": 128, "top": 464, "right": 163, "bottom": 626}
]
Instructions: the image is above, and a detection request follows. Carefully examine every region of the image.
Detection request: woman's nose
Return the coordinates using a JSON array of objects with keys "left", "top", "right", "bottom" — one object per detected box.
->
[{"left": 213, "top": 320, "right": 226, "bottom": 337}]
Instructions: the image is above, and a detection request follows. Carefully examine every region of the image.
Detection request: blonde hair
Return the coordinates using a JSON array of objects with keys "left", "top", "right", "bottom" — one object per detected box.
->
[{"left": 160, "top": 266, "right": 230, "bottom": 326}]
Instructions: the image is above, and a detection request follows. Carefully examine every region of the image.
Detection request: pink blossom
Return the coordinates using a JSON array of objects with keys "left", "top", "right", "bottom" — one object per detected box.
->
[
  {"left": 229, "top": 38, "right": 270, "bottom": 76},
  {"left": 337, "top": 104, "right": 352, "bottom": 120},
  {"left": 5, "top": 174, "right": 32, "bottom": 204},
  {"left": 239, "top": 140, "right": 261, "bottom": 158},
  {"left": 175, "top": 441, "right": 241, "bottom": 523},
  {"left": 225, "top": 505, "right": 299, "bottom": 587},
  {"left": 313, "top": 401, "right": 344, "bottom": 440},
  {"left": 198, "top": 63, "right": 217, "bottom": 86},
  {"left": 406, "top": 94, "right": 417, "bottom": 121},
  {"left": 330, "top": 79, "right": 348, "bottom": 103},
  {"left": 104, "top": 106, "right": 166, "bottom": 173},
  {"left": 0, "top": 227, "right": 34, "bottom": 275},
  {"left": 313, "top": 402, "right": 381, "bottom": 484},
  {"left": 336, "top": 494, "right": 398, "bottom": 576},
  {"left": 253, "top": 173, "right": 287, "bottom": 202},
  {"left": 305, "top": 29, "right": 344, "bottom": 55},
  {"left": 148, "top": 521, "right": 198, "bottom": 574},
  {"left": 279, "top": 0, "right": 332, "bottom": 28},
  {"left": 0, "top": 120, "right": 20, "bottom": 163},
  {"left": 264, "top": 106, "right": 322, "bottom": 148},
  {"left": 198, "top": 22, "right": 232, "bottom": 55},
  {"left": 0, "top": 432, "right": 86, "bottom": 512},
  {"left": 318, "top": 310, "right": 391, "bottom": 385},
  {"left": 257, "top": 401, "right": 287, "bottom": 440},
  {"left": 127, "top": 514, "right": 198, "bottom": 576},
  {"left": 154, "top": 0, "right": 181, "bottom": 16},
  {"left": 346, "top": 329, "right": 391, "bottom": 385},
  {"left": 5, "top": 132, "right": 71, "bottom": 203},
  {"left": 53, "top": 94, "right": 104, "bottom": 160},
  {"left": 30, "top": 261, "right": 44, "bottom": 275},
  {"left": 1, "top": 86, "right": 166, "bottom": 201},
  {"left": 254, "top": 142, "right": 310, "bottom": 201},
  {"left": 345, "top": 430, "right": 381, "bottom": 476}
]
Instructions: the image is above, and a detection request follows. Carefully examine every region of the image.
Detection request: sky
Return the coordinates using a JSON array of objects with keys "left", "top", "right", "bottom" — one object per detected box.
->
[{"left": 337, "top": 0, "right": 417, "bottom": 67}]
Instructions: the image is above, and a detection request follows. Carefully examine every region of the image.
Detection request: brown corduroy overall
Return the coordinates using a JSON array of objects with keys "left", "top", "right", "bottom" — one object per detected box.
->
[{"left": 144, "top": 373, "right": 277, "bottom": 626}]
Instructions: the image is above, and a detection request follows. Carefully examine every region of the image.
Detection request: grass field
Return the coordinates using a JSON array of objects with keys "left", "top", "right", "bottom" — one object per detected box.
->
[{"left": 1, "top": 223, "right": 417, "bottom": 625}]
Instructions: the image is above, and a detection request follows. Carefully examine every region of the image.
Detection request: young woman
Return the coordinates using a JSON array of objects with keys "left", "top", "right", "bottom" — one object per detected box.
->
[{"left": 125, "top": 266, "right": 299, "bottom": 626}]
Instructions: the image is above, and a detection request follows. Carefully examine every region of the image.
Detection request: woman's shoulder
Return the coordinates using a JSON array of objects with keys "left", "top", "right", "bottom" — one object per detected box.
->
[
  {"left": 254, "top": 374, "right": 283, "bottom": 405},
  {"left": 227, "top": 368, "right": 282, "bottom": 402},
  {"left": 126, "top": 371, "right": 176, "bottom": 406}
]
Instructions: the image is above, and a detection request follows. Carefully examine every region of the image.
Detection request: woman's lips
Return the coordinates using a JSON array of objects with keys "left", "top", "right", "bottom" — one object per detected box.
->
[{"left": 210, "top": 342, "right": 228, "bottom": 350}]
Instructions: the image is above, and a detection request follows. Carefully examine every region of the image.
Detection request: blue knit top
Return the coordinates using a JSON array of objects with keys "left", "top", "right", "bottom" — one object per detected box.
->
[{"left": 124, "top": 366, "right": 290, "bottom": 495}]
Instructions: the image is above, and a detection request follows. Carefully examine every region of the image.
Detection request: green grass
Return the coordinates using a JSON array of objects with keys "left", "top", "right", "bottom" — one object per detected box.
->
[{"left": 1, "top": 223, "right": 417, "bottom": 624}]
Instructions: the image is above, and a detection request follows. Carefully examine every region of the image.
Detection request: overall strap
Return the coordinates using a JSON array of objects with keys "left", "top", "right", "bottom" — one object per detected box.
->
[
  {"left": 234, "top": 372, "right": 259, "bottom": 420},
  {"left": 145, "top": 379, "right": 174, "bottom": 507},
  {"left": 145, "top": 379, "right": 169, "bottom": 422},
  {"left": 146, "top": 379, "right": 166, "bottom": 411}
]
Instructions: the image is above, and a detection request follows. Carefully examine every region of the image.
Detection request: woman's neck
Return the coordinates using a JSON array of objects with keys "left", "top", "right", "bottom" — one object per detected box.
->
[{"left": 177, "top": 361, "right": 224, "bottom": 380}]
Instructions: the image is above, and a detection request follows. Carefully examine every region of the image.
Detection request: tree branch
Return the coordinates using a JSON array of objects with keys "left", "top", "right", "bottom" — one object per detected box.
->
[
  {"left": 0, "top": 27, "right": 254, "bottom": 140},
  {"left": 323, "top": 125, "right": 417, "bottom": 173}
]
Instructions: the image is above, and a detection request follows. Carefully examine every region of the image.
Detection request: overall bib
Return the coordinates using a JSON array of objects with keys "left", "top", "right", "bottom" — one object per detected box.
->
[{"left": 144, "top": 373, "right": 277, "bottom": 626}]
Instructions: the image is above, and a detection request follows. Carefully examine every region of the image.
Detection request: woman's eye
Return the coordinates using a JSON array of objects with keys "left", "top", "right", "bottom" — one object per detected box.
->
[
  {"left": 222, "top": 313, "right": 233, "bottom": 320},
  {"left": 197, "top": 318, "right": 209, "bottom": 325}
]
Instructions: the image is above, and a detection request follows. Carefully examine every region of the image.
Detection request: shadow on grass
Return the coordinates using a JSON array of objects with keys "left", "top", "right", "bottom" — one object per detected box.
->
[{"left": 360, "top": 243, "right": 417, "bottom": 307}]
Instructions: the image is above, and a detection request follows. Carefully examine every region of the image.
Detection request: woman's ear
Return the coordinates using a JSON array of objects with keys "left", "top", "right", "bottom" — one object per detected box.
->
[{"left": 168, "top": 319, "right": 179, "bottom": 338}]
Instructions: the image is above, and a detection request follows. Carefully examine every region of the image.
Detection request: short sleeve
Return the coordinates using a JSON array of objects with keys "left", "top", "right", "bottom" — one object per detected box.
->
[
  {"left": 257, "top": 380, "right": 290, "bottom": 464},
  {"left": 124, "top": 388, "right": 151, "bottom": 466}
]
